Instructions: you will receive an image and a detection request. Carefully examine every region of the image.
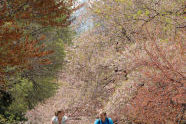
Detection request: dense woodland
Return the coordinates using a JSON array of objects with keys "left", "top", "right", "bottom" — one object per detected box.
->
[
  {"left": 0, "top": 0, "right": 185, "bottom": 124},
  {"left": 0, "top": 0, "right": 78, "bottom": 123}
]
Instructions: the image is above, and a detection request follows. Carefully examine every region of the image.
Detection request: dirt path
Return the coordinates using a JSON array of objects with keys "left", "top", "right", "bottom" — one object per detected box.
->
[{"left": 25, "top": 81, "right": 95, "bottom": 124}]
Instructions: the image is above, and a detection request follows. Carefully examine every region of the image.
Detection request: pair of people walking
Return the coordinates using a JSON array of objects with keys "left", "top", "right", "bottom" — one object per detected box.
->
[{"left": 51, "top": 109, "right": 113, "bottom": 124}]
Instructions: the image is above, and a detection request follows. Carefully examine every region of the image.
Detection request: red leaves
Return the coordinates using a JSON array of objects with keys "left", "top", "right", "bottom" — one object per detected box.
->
[
  {"left": 39, "top": 59, "right": 52, "bottom": 65},
  {"left": 128, "top": 84, "right": 182, "bottom": 123},
  {"left": 124, "top": 28, "right": 185, "bottom": 123},
  {"left": 4, "top": 0, "right": 78, "bottom": 27},
  {"left": 0, "top": 25, "right": 53, "bottom": 86},
  {"left": 0, "top": 0, "right": 80, "bottom": 86}
]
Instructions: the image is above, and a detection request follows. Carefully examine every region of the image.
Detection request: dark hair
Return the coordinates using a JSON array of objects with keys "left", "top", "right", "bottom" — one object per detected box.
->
[
  {"left": 55, "top": 111, "right": 61, "bottom": 116},
  {"left": 103, "top": 112, "right": 107, "bottom": 116},
  {"left": 55, "top": 109, "right": 64, "bottom": 116},
  {"left": 100, "top": 111, "right": 107, "bottom": 116},
  {"left": 55, "top": 112, "right": 58, "bottom": 116}
]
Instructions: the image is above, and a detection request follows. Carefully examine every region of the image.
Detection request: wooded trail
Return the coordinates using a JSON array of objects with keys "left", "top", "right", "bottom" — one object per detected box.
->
[{"left": 25, "top": 81, "right": 95, "bottom": 124}]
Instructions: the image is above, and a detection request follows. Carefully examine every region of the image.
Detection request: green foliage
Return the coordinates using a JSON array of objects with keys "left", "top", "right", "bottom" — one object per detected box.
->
[
  {"left": 9, "top": 78, "right": 33, "bottom": 112},
  {"left": 25, "top": 77, "right": 58, "bottom": 109},
  {"left": 0, "top": 73, "right": 57, "bottom": 123},
  {"left": 0, "top": 113, "right": 18, "bottom": 124},
  {"left": 145, "top": 9, "right": 150, "bottom": 16},
  {"left": 0, "top": 0, "right": 77, "bottom": 123},
  {"left": 0, "top": 90, "right": 27, "bottom": 124},
  {"left": 0, "top": 26, "right": 74, "bottom": 123}
]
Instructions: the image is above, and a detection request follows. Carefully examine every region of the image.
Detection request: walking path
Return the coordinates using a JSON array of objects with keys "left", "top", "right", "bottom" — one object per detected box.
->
[{"left": 25, "top": 81, "right": 95, "bottom": 124}]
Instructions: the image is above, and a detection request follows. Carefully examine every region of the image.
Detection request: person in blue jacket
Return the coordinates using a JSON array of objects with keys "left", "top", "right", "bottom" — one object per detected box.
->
[{"left": 94, "top": 111, "right": 113, "bottom": 124}]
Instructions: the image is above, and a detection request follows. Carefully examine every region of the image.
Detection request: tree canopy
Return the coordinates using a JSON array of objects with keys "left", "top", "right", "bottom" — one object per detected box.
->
[{"left": 0, "top": 0, "right": 81, "bottom": 123}]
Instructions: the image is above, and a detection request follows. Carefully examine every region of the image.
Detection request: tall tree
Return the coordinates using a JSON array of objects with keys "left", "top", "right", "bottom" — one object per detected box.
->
[
  {"left": 0, "top": 0, "right": 80, "bottom": 89},
  {"left": 0, "top": 1, "right": 82, "bottom": 123}
]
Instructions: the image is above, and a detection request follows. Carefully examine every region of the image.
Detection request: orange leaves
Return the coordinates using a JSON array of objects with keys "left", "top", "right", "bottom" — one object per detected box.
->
[
  {"left": 5, "top": 0, "right": 77, "bottom": 27},
  {"left": 0, "top": 0, "right": 82, "bottom": 29},
  {"left": 0, "top": 25, "right": 53, "bottom": 86},
  {"left": 39, "top": 59, "right": 52, "bottom": 65},
  {"left": 39, "top": 35, "right": 46, "bottom": 41},
  {"left": 0, "top": 0, "right": 7, "bottom": 16},
  {"left": 0, "top": 0, "right": 79, "bottom": 92},
  {"left": 18, "top": 36, "right": 54, "bottom": 65}
]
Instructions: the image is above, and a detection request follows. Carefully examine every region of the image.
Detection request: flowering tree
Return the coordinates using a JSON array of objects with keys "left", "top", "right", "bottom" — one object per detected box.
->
[
  {"left": 125, "top": 26, "right": 185, "bottom": 123},
  {"left": 83, "top": 0, "right": 186, "bottom": 123}
]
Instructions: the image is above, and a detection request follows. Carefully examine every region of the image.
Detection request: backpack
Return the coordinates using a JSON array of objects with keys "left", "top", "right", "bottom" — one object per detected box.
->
[{"left": 98, "top": 117, "right": 110, "bottom": 124}]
